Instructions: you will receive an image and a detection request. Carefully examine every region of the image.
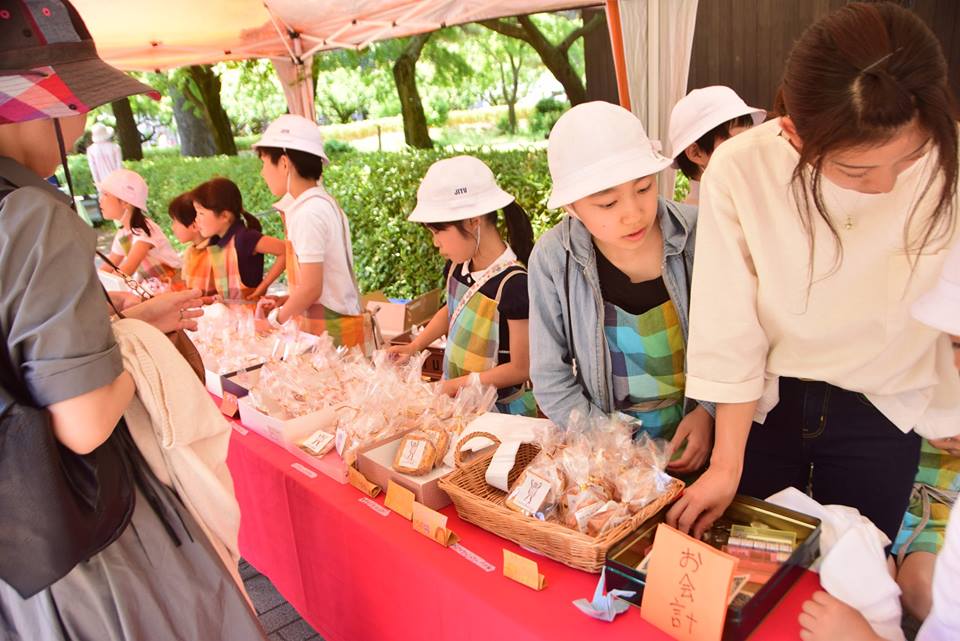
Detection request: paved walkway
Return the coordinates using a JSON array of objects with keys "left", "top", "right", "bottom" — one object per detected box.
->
[{"left": 240, "top": 559, "right": 323, "bottom": 641}]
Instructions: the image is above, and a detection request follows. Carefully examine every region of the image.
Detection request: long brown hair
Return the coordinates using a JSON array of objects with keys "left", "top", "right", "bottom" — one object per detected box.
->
[
  {"left": 191, "top": 177, "right": 262, "bottom": 232},
  {"left": 775, "top": 2, "right": 958, "bottom": 281}
]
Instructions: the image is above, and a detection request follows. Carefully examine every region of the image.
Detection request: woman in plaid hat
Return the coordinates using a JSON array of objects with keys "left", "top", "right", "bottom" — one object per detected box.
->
[{"left": 0, "top": 1, "right": 267, "bottom": 638}]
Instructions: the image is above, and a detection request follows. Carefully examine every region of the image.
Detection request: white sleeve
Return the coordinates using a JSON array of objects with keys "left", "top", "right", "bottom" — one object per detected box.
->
[
  {"left": 110, "top": 230, "right": 125, "bottom": 256},
  {"left": 288, "top": 199, "right": 335, "bottom": 264},
  {"left": 684, "top": 163, "right": 770, "bottom": 404}
]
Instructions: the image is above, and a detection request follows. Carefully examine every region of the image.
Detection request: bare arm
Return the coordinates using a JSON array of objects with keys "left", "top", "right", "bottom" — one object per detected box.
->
[
  {"left": 248, "top": 236, "right": 288, "bottom": 299},
  {"left": 99, "top": 251, "right": 125, "bottom": 273},
  {"left": 114, "top": 241, "right": 151, "bottom": 277},
  {"left": 277, "top": 261, "right": 323, "bottom": 324},
  {"left": 47, "top": 372, "right": 135, "bottom": 454}
]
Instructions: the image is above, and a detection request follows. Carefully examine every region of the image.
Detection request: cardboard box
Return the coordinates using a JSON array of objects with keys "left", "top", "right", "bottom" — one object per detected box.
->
[
  {"left": 389, "top": 331, "right": 444, "bottom": 381},
  {"left": 204, "top": 361, "right": 266, "bottom": 398},
  {"left": 363, "top": 289, "right": 442, "bottom": 339},
  {"left": 357, "top": 435, "right": 493, "bottom": 510},
  {"left": 237, "top": 395, "right": 348, "bottom": 483}
]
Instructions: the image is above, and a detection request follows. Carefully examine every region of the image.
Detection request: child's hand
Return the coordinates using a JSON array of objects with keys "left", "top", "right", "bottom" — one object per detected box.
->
[
  {"left": 245, "top": 286, "right": 267, "bottom": 301},
  {"left": 387, "top": 343, "right": 415, "bottom": 363},
  {"left": 667, "top": 405, "right": 713, "bottom": 474},
  {"left": 929, "top": 436, "right": 960, "bottom": 457},
  {"left": 438, "top": 377, "right": 464, "bottom": 397},
  {"left": 798, "top": 591, "right": 884, "bottom": 641}
]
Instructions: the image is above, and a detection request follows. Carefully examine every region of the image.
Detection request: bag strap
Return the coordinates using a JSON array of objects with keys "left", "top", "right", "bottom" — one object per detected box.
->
[{"left": 448, "top": 260, "right": 519, "bottom": 330}]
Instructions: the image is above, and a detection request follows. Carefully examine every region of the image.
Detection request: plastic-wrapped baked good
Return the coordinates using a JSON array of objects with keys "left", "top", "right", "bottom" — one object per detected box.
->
[
  {"left": 392, "top": 430, "right": 439, "bottom": 475},
  {"left": 504, "top": 450, "right": 565, "bottom": 520}
]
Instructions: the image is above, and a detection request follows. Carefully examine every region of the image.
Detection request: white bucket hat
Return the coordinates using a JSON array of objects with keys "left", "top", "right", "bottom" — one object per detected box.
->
[
  {"left": 667, "top": 86, "right": 766, "bottom": 167},
  {"left": 99, "top": 168, "right": 148, "bottom": 211},
  {"left": 546, "top": 101, "right": 672, "bottom": 209},
  {"left": 253, "top": 114, "right": 330, "bottom": 166},
  {"left": 408, "top": 156, "right": 515, "bottom": 224},
  {"left": 912, "top": 241, "right": 960, "bottom": 335},
  {"left": 91, "top": 123, "right": 114, "bottom": 143}
]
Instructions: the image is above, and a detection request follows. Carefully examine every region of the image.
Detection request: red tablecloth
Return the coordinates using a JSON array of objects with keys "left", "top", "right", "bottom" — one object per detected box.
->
[{"left": 226, "top": 422, "right": 819, "bottom": 641}]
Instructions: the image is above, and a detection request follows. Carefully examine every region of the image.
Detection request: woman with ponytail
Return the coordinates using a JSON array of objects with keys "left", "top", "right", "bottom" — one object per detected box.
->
[
  {"left": 669, "top": 2, "right": 960, "bottom": 545},
  {"left": 389, "top": 156, "right": 537, "bottom": 416},
  {"left": 191, "top": 177, "right": 286, "bottom": 300}
]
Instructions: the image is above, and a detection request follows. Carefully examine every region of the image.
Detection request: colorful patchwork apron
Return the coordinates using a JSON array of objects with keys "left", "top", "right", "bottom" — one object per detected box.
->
[
  {"left": 603, "top": 299, "right": 686, "bottom": 440},
  {"left": 180, "top": 242, "right": 214, "bottom": 295},
  {"left": 443, "top": 261, "right": 537, "bottom": 417},
  {"left": 208, "top": 236, "right": 255, "bottom": 300},
  {"left": 117, "top": 233, "right": 182, "bottom": 291},
  {"left": 893, "top": 439, "right": 960, "bottom": 559},
  {"left": 283, "top": 191, "right": 368, "bottom": 349}
]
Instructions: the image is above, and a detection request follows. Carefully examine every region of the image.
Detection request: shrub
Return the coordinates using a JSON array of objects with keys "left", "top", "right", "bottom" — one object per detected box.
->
[{"left": 528, "top": 97, "right": 569, "bottom": 137}]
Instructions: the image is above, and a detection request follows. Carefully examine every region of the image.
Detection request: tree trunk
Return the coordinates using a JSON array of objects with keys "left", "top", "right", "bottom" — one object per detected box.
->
[
  {"left": 110, "top": 97, "right": 143, "bottom": 161},
  {"left": 481, "top": 14, "right": 602, "bottom": 107},
  {"left": 170, "top": 85, "right": 217, "bottom": 157},
  {"left": 185, "top": 65, "right": 237, "bottom": 156},
  {"left": 393, "top": 33, "right": 433, "bottom": 149},
  {"left": 518, "top": 16, "right": 587, "bottom": 106}
]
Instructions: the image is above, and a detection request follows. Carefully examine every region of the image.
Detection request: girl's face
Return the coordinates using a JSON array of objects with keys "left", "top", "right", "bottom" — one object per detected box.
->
[
  {"left": 193, "top": 202, "right": 230, "bottom": 238},
  {"left": 570, "top": 176, "right": 659, "bottom": 251},
  {"left": 816, "top": 118, "right": 930, "bottom": 194},
  {"left": 428, "top": 220, "right": 478, "bottom": 264},
  {"left": 259, "top": 153, "right": 287, "bottom": 197},
  {"left": 171, "top": 218, "right": 201, "bottom": 244},
  {"left": 99, "top": 191, "right": 127, "bottom": 221}
]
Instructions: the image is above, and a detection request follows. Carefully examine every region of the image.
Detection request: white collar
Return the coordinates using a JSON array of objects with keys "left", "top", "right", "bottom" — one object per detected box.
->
[
  {"left": 286, "top": 184, "right": 328, "bottom": 214},
  {"left": 460, "top": 245, "right": 517, "bottom": 280}
]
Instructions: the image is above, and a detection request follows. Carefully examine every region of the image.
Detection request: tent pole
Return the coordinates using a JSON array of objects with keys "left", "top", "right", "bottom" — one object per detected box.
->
[{"left": 605, "top": 0, "right": 631, "bottom": 110}]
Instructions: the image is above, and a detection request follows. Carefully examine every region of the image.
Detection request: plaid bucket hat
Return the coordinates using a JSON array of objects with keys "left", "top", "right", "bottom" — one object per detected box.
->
[{"left": 0, "top": 0, "right": 158, "bottom": 125}]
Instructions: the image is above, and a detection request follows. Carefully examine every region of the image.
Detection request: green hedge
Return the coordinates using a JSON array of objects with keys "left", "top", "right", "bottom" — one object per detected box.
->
[
  {"left": 64, "top": 148, "right": 558, "bottom": 298},
  {"left": 63, "top": 148, "right": 685, "bottom": 299}
]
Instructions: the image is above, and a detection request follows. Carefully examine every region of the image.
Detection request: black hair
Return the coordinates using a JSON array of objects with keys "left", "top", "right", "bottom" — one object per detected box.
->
[
  {"left": 425, "top": 202, "right": 535, "bottom": 265},
  {"left": 128, "top": 206, "right": 151, "bottom": 237},
  {"left": 167, "top": 191, "right": 197, "bottom": 226},
  {"left": 675, "top": 114, "right": 757, "bottom": 181},
  {"left": 256, "top": 146, "right": 324, "bottom": 181},
  {"left": 191, "top": 177, "right": 262, "bottom": 232}
]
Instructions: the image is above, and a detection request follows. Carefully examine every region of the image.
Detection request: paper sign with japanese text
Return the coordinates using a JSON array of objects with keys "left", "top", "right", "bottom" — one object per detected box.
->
[
  {"left": 385, "top": 480, "right": 415, "bottom": 520},
  {"left": 412, "top": 501, "right": 458, "bottom": 547},
  {"left": 347, "top": 466, "right": 381, "bottom": 498},
  {"left": 503, "top": 549, "right": 547, "bottom": 591},
  {"left": 219, "top": 392, "right": 239, "bottom": 417},
  {"left": 640, "top": 523, "right": 736, "bottom": 641}
]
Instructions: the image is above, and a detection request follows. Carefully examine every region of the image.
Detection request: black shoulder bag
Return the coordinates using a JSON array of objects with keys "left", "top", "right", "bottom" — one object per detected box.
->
[{"left": 0, "top": 189, "right": 134, "bottom": 599}]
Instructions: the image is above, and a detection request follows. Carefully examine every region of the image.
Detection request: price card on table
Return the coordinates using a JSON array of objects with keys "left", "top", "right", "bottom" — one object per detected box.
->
[{"left": 640, "top": 524, "right": 736, "bottom": 641}]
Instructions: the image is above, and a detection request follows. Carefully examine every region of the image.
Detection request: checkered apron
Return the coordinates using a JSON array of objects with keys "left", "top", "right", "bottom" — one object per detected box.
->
[
  {"left": 443, "top": 262, "right": 537, "bottom": 417},
  {"left": 283, "top": 192, "right": 368, "bottom": 349},
  {"left": 117, "top": 232, "right": 181, "bottom": 290},
  {"left": 893, "top": 439, "right": 960, "bottom": 559},
  {"left": 603, "top": 299, "right": 686, "bottom": 440},
  {"left": 180, "top": 243, "right": 214, "bottom": 295},
  {"left": 208, "top": 236, "right": 255, "bottom": 300}
]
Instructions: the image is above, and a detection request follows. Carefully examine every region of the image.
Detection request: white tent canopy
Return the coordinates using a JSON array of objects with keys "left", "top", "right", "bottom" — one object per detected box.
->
[
  {"left": 73, "top": 0, "right": 698, "bottom": 149},
  {"left": 73, "top": 1, "right": 602, "bottom": 71}
]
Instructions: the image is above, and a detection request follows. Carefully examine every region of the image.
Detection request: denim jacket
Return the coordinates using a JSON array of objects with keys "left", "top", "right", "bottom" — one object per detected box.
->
[{"left": 528, "top": 197, "right": 715, "bottom": 428}]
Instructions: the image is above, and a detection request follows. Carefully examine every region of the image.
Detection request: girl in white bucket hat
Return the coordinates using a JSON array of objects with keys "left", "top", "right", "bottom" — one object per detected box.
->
[
  {"left": 528, "top": 101, "right": 715, "bottom": 475},
  {"left": 98, "top": 167, "right": 182, "bottom": 291},
  {"left": 391, "top": 155, "right": 537, "bottom": 416},
  {"left": 667, "top": 85, "right": 766, "bottom": 205},
  {"left": 253, "top": 114, "right": 366, "bottom": 347}
]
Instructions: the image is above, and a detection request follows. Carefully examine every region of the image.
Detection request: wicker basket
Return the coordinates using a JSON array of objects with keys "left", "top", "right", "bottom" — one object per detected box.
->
[{"left": 439, "top": 431, "right": 684, "bottom": 573}]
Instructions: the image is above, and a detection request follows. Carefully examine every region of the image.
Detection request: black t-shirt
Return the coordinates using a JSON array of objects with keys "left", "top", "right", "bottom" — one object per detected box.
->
[
  {"left": 212, "top": 221, "right": 264, "bottom": 288},
  {"left": 594, "top": 243, "right": 669, "bottom": 316},
  {"left": 443, "top": 260, "right": 528, "bottom": 365}
]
